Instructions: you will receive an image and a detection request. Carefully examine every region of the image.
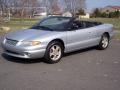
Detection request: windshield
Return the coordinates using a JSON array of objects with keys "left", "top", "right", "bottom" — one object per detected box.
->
[{"left": 31, "top": 17, "right": 71, "bottom": 31}]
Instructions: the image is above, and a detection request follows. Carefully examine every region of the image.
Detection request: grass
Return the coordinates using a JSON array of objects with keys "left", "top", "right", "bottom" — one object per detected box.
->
[
  {"left": 0, "top": 18, "right": 39, "bottom": 32},
  {"left": 0, "top": 17, "right": 120, "bottom": 40}
]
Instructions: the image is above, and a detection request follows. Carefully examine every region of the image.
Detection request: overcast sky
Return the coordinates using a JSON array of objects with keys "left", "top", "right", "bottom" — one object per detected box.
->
[{"left": 86, "top": 0, "right": 120, "bottom": 11}]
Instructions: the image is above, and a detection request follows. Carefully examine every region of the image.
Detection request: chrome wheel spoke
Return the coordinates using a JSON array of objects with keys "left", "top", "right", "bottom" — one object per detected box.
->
[
  {"left": 56, "top": 46, "right": 60, "bottom": 51},
  {"left": 50, "top": 52, "right": 55, "bottom": 58},
  {"left": 102, "top": 36, "right": 108, "bottom": 48},
  {"left": 49, "top": 45, "right": 61, "bottom": 61}
]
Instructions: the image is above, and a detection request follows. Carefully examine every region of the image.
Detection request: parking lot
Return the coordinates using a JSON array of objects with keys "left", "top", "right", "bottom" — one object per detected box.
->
[{"left": 0, "top": 35, "right": 120, "bottom": 90}]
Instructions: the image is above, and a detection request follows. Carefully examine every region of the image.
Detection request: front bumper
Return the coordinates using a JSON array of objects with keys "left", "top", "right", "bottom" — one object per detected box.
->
[
  {"left": 2, "top": 42, "right": 46, "bottom": 59},
  {"left": 4, "top": 49, "right": 46, "bottom": 59}
]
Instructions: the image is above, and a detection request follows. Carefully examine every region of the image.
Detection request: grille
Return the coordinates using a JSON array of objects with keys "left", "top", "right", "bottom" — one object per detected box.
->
[{"left": 6, "top": 38, "right": 18, "bottom": 46}]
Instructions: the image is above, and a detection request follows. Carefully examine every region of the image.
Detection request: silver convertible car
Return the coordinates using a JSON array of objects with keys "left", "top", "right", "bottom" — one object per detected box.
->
[{"left": 2, "top": 16, "right": 114, "bottom": 63}]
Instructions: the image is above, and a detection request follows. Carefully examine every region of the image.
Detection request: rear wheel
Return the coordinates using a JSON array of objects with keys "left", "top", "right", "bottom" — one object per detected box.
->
[
  {"left": 44, "top": 41, "right": 63, "bottom": 64},
  {"left": 98, "top": 33, "right": 109, "bottom": 50}
]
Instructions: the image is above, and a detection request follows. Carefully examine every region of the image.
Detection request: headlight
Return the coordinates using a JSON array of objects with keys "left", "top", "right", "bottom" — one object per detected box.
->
[
  {"left": 31, "top": 41, "right": 41, "bottom": 46},
  {"left": 22, "top": 41, "right": 41, "bottom": 46}
]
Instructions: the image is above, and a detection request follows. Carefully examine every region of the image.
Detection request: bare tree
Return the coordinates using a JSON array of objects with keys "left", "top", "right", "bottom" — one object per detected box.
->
[
  {"left": 42, "top": 0, "right": 60, "bottom": 14},
  {"left": 0, "top": 0, "right": 86, "bottom": 17},
  {"left": 0, "top": 0, "right": 11, "bottom": 16},
  {"left": 64, "top": 0, "right": 86, "bottom": 16},
  {"left": 41, "top": 0, "right": 50, "bottom": 14},
  {"left": 8, "top": 0, "right": 39, "bottom": 17},
  {"left": 49, "top": 0, "right": 60, "bottom": 13},
  {"left": 25, "top": 0, "right": 39, "bottom": 17}
]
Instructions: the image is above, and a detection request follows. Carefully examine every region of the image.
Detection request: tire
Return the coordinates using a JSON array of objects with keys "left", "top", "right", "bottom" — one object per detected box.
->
[
  {"left": 98, "top": 33, "right": 109, "bottom": 50},
  {"left": 44, "top": 41, "right": 64, "bottom": 64}
]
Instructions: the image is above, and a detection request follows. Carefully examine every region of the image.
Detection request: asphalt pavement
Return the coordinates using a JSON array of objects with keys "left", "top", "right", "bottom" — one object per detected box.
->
[{"left": 0, "top": 34, "right": 120, "bottom": 90}]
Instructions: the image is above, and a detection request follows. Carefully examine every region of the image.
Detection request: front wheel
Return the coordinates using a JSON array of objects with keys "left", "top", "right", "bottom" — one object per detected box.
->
[
  {"left": 98, "top": 33, "right": 109, "bottom": 50},
  {"left": 44, "top": 41, "right": 63, "bottom": 64}
]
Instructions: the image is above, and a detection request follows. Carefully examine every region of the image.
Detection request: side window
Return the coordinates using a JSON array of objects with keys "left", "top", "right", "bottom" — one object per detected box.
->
[{"left": 69, "top": 22, "right": 79, "bottom": 30}]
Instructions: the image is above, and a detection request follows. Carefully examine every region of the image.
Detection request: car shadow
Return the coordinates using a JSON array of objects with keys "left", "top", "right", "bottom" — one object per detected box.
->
[
  {"left": 2, "top": 53, "right": 44, "bottom": 64},
  {"left": 2, "top": 46, "right": 97, "bottom": 64}
]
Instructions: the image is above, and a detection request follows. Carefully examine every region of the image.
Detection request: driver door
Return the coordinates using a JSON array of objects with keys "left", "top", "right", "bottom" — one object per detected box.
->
[{"left": 66, "top": 22, "right": 97, "bottom": 52}]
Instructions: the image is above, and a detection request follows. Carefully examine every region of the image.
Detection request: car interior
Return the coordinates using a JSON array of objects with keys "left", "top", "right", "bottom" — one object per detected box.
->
[{"left": 70, "top": 20, "right": 102, "bottom": 30}]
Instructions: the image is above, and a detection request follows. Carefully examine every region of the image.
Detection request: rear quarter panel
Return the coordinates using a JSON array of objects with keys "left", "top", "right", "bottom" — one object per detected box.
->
[{"left": 95, "top": 24, "right": 114, "bottom": 40}]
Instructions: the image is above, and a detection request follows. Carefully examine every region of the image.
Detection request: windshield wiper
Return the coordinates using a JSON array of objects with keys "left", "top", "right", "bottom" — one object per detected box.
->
[
  {"left": 31, "top": 26, "right": 53, "bottom": 31},
  {"left": 39, "top": 26, "right": 53, "bottom": 31}
]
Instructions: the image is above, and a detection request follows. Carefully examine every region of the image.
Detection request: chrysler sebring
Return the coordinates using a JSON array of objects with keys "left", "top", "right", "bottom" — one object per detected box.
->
[{"left": 1, "top": 16, "right": 114, "bottom": 63}]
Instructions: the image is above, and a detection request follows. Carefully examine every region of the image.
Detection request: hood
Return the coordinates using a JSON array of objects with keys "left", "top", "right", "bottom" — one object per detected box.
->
[{"left": 6, "top": 29, "right": 55, "bottom": 41}]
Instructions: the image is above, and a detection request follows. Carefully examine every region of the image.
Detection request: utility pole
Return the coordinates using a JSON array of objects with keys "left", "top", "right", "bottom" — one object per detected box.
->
[{"left": 8, "top": 8, "right": 10, "bottom": 21}]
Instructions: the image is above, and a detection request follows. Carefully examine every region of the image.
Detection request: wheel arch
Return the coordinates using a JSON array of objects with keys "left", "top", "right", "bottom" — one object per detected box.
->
[
  {"left": 103, "top": 32, "right": 110, "bottom": 39},
  {"left": 47, "top": 39, "right": 65, "bottom": 51}
]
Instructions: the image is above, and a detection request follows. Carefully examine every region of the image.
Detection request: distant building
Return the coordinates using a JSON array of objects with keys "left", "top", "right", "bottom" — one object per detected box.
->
[
  {"left": 34, "top": 12, "right": 47, "bottom": 18},
  {"left": 48, "top": 11, "right": 62, "bottom": 16},
  {"left": 79, "top": 13, "right": 90, "bottom": 19},
  {"left": 62, "top": 12, "right": 72, "bottom": 17},
  {"left": 33, "top": 7, "right": 47, "bottom": 18},
  {"left": 101, "top": 6, "right": 120, "bottom": 13}
]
